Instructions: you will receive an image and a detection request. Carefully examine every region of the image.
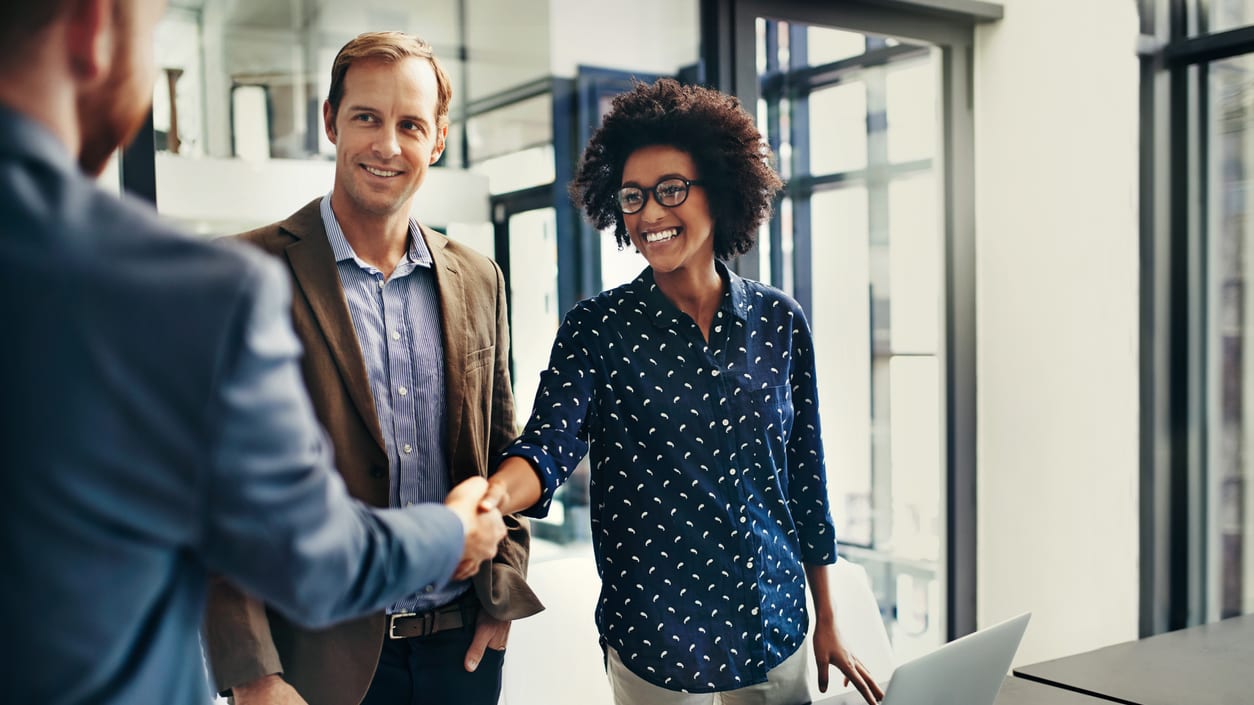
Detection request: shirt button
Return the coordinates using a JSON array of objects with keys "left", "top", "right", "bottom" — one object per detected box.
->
[
  {"left": 403, "top": 443, "right": 413, "bottom": 454},
  {"left": 424, "top": 584, "right": 435, "bottom": 593},
  {"left": 711, "top": 369, "right": 721, "bottom": 377},
  {"left": 398, "top": 386, "right": 408, "bottom": 396},
  {"left": 391, "top": 331, "right": 401, "bottom": 341},
  {"left": 377, "top": 280, "right": 385, "bottom": 289},
  {"left": 722, "top": 419, "right": 731, "bottom": 427}
]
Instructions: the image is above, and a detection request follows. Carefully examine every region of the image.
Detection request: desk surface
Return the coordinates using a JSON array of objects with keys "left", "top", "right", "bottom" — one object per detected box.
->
[
  {"left": 995, "top": 677, "right": 1120, "bottom": 705},
  {"left": 1014, "top": 614, "right": 1254, "bottom": 705},
  {"left": 811, "top": 676, "right": 1111, "bottom": 705}
]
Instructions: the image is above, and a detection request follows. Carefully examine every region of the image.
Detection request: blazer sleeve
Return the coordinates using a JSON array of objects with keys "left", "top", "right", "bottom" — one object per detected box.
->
[
  {"left": 202, "top": 578, "right": 283, "bottom": 694},
  {"left": 198, "top": 253, "right": 465, "bottom": 628},
  {"left": 482, "top": 260, "right": 543, "bottom": 620},
  {"left": 488, "top": 260, "right": 518, "bottom": 467}
]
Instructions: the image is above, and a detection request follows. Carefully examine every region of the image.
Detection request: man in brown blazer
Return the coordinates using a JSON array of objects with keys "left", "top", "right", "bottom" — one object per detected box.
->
[{"left": 203, "top": 31, "right": 541, "bottom": 705}]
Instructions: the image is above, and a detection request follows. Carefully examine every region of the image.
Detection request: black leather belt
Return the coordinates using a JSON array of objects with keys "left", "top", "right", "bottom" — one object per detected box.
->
[{"left": 387, "top": 594, "right": 478, "bottom": 639}]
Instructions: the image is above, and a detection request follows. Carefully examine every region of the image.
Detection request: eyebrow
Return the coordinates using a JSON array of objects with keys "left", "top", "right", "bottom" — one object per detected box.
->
[
  {"left": 620, "top": 173, "right": 694, "bottom": 187},
  {"left": 345, "top": 105, "right": 432, "bottom": 127}
]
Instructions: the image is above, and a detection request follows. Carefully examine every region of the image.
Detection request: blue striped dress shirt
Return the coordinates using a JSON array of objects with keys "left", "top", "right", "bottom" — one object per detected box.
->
[{"left": 320, "top": 195, "right": 466, "bottom": 612}]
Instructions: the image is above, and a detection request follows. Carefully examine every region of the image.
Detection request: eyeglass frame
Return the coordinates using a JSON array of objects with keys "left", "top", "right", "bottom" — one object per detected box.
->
[{"left": 614, "top": 177, "right": 704, "bottom": 215}]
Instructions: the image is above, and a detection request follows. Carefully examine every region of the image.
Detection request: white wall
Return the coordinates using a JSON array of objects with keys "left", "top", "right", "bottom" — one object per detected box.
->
[
  {"left": 466, "top": 0, "right": 550, "bottom": 101},
  {"left": 547, "top": 0, "right": 699, "bottom": 78},
  {"left": 973, "top": 0, "right": 1141, "bottom": 665}
]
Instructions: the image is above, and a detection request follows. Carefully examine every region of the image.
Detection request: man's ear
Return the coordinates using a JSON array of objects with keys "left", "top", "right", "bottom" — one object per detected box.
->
[
  {"left": 323, "top": 99, "right": 337, "bottom": 144},
  {"left": 66, "top": 0, "right": 113, "bottom": 81},
  {"left": 429, "top": 124, "right": 448, "bottom": 165}
]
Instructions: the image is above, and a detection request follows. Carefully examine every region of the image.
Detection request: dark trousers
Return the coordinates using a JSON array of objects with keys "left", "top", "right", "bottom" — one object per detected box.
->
[{"left": 359, "top": 621, "right": 505, "bottom": 705}]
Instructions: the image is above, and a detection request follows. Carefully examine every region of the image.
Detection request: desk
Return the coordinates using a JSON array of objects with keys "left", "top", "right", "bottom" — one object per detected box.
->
[
  {"left": 1014, "top": 614, "right": 1254, "bottom": 705},
  {"left": 811, "top": 676, "right": 1111, "bottom": 705},
  {"left": 996, "top": 677, "right": 1121, "bottom": 705}
]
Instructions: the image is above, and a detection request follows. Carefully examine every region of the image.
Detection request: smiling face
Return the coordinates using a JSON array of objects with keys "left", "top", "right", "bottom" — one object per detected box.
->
[
  {"left": 621, "top": 145, "right": 715, "bottom": 279},
  {"left": 323, "top": 55, "right": 446, "bottom": 222}
]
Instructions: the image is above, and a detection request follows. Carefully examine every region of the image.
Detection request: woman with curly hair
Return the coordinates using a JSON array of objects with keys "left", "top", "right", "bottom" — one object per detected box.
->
[{"left": 484, "top": 78, "right": 882, "bottom": 705}]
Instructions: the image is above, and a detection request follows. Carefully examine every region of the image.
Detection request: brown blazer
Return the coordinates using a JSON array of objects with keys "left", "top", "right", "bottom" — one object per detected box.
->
[{"left": 202, "top": 199, "right": 542, "bottom": 705}]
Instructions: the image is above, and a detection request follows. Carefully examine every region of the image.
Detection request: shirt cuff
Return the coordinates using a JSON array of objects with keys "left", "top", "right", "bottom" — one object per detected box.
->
[{"left": 497, "top": 442, "right": 561, "bottom": 518}]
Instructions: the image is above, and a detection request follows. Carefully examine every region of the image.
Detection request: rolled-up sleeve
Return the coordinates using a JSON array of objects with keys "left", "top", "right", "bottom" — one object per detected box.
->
[
  {"left": 786, "top": 308, "right": 838, "bottom": 565},
  {"left": 496, "top": 304, "right": 598, "bottom": 518}
]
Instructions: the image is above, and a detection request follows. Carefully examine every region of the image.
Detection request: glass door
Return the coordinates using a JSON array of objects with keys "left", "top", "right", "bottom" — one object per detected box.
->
[
  {"left": 752, "top": 17, "right": 948, "bottom": 660},
  {"left": 492, "top": 189, "right": 585, "bottom": 544}
]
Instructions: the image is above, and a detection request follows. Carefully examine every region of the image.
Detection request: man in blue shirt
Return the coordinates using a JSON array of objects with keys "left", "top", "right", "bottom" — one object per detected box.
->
[
  {"left": 0, "top": 3, "right": 506, "bottom": 704},
  {"left": 202, "top": 31, "right": 540, "bottom": 705}
]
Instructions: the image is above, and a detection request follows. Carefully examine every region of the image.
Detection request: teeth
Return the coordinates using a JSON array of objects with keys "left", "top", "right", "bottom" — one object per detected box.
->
[
  {"left": 364, "top": 166, "right": 400, "bottom": 177},
  {"left": 645, "top": 228, "right": 679, "bottom": 243}
]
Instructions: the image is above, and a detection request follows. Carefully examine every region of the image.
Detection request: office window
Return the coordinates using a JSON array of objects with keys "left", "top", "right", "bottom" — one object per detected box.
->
[
  {"left": 1206, "top": 51, "right": 1254, "bottom": 621},
  {"left": 1144, "top": 0, "right": 1254, "bottom": 631},
  {"left": 756, "top": 18, "right": 946, "bottom": 659},
  {"left": 1208, "top": 0, "right": 1254, "bottom": 35}
]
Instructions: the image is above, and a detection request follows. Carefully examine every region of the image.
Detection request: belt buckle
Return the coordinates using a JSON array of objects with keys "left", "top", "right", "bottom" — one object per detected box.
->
[
  {"left": 388, "top": 612, "right": 416, "bottom": 639},
  {"left": 388, "top": 610, "right": 438, "bottom": 639}
]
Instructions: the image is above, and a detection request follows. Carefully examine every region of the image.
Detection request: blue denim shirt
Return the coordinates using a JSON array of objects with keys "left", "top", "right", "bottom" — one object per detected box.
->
[{"left": 502, "top": 263, "right": 837, "bottom": 692}]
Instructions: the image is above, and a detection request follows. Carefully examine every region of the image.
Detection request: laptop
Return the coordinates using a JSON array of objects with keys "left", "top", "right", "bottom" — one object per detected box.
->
[{"left": 815, "top": 612, "right": 1032, "bottom": 705}]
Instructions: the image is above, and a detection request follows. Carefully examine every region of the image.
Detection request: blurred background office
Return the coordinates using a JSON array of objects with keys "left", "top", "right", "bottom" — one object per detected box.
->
[{"left": 101, "top": 0, "right": 1251, "bottom": 676}]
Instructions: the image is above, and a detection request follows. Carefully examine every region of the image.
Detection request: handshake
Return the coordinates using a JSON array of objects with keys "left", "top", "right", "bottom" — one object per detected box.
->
[{"left": 443, "top": 477, "right": 511, "bottom": 581}]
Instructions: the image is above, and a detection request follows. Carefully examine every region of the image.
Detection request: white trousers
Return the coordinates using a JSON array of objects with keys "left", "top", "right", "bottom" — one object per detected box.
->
[{"left": 606, "top": 642, "right": 811, "bottom": 705}]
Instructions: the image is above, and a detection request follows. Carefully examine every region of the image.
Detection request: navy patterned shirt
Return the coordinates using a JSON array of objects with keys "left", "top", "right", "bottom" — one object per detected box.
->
[{"left": 501, "top": 263, "right": 837, "bottom": 693}]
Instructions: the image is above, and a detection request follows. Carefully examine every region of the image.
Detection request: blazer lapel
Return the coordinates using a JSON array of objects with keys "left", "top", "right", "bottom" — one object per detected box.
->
[
  {"left": 423, "top": 225, "right": 469, "bottom": 479},
  {"left": 280, "top": 201, "right": 387, "bottom": 455}
]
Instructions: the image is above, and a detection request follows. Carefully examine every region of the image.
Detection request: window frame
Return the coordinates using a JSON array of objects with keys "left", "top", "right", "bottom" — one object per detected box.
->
[
  {"left": 1140, "top": 0, "right": 1254, "bottom": 636},
  {"left": 699, "top": 0, "right": 998, "bottom": 642}
]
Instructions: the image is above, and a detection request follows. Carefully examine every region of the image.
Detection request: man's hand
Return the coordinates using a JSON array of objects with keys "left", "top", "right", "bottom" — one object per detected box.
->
[
  {"left": 464, "top": 611, "right": 511, "bottom": 672},
  {"left": 230, "top": 674, "right": 308, "bottom": 705},
  {"left": 445, "top": 477, "right": 505, "bottom": 580}
]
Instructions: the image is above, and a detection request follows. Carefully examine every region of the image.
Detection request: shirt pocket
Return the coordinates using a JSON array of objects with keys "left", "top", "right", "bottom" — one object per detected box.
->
[{"left": 750, "top": 383, "right": 794, "bottom": 441}]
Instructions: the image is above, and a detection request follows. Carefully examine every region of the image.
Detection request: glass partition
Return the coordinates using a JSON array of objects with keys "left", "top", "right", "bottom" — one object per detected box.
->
[
  {"left": 1206, "top": 51, "right": 1254, "bottom": 621},
  {"left": 757, "top": 17, "right": 946, "bottom": 659}
]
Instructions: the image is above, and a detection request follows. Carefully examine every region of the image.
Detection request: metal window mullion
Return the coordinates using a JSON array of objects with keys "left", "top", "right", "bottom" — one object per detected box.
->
[
  {"left": 1139, "top": 16, "right": 1176, "bottom": 638},
  {"left": 1187, "top": 59, "right": 1209, "bottom": 628},
  {"left": 1165, "top": 26, "right": 1254, "bottom": 65},
  {"left": 942, "top": 41, "right": 977, "bottom": 642},
  {"left": 763, "top": 20, "right": 785, "bottom": 288},
  {"left": 789, "top": 23, "right": 812, "bottom": 315}
]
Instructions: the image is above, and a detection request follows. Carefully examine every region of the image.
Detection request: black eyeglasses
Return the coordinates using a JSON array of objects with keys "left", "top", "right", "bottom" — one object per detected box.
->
[{"left": 615, "top": 178, "right": 703, "bottom": 215}]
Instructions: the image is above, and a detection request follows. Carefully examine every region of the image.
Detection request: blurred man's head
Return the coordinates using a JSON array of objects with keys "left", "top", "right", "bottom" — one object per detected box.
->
[{"left": 0, "top": 0, "right": 167, "bottom": 175}]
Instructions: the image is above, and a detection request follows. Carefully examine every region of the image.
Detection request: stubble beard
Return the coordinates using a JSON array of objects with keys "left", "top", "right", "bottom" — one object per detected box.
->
[{"left": 77, "top": 56, "right": 152, "bottom": 177}]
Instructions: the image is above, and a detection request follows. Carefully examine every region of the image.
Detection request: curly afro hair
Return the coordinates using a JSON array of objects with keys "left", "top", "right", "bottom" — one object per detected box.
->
[{"left": 569, "top": 78, "right": 783, "bottom": 260}]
